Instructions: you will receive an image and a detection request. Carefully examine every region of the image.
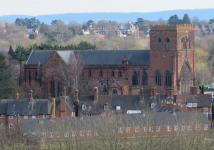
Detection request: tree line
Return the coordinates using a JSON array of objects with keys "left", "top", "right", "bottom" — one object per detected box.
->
[{"left": 8, "top": 41, "right": 96, "bottom": 62}]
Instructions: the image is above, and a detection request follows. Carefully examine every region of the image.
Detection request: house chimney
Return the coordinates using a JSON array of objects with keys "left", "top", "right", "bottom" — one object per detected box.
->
[
  {"left": 167, "top": 87, "right": 173, "bottom": 97},
  {"left": 166, "top": 101, "right": 173, "bottom": 109},
  {"left": 151, "top": 87, "right": 157, "bottom": 97},
  {"left": 181, "top": 104, "right": 187, "bottom": 112},
  {"left": 142, "top": 109, "right": 145, "bottom": 117},
  {"left": 80, "top": 113, "right": 83, "bottom": 120},
  {"left": 51, "top": 98, "right": 55, "bottom": 118},
  {"left": 30, "top": 89, "right": 33, "bottom": 102},
  {"left": 63, "top": 87, "right": 66, "bottom": 96},
  {"left": 94, "top": 87, "right": 98, "bottom": 102},
  {"left": 190, "top": 86, "right": 197, "bottom": 95},
  {"left": 16, "top": 93, "right": 19, "bottom": 99},
  {"left": 75, "top": 89, "right": 79, "bottom": 101},
  {"left": 160, "top": 100, "right": 166, "bottom": 107},
  {"left": 139, "top": 96, "right": 144, "bottom": 102}
]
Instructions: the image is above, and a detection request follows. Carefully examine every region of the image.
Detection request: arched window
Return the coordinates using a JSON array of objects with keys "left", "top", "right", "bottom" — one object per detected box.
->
[
  {"left": 186, "top": 39, "right": 190, "bottom": 49},
  {"left": 51, "top": 78, "right": 55, "bottom": 97},
  {"left": 58, "top": 80, "right": 62, "bottom": 96},
  {"left": 82, "top": 72, "right": 84, "bottom": 77},
  {"left": 166, "top": 38, "right": 170, "bottom": 50},
  {"left": 166, "top": 71, "right": 172, "bottom": 87},
  {"left": 158, "top": 39, "right": 162, "bottom": 50},
  {"left": 100, "top": 71, "right": 103, "bottom": 77},
  {"left": 103, "top": 85, "right": 107, "bottom": 92},
  {"left": 132, "top": 71, "right": 138, "bottom": 85},
  {"left": 89, "top": 71, "right": 92, "bottom": 77},
  {"left": 181, "top": 38, "right": 184, "bottom": 49},
  {"left": 180, "top": 63, "right": 192, "bottom": 94},
  {"left": 119, "top": 71, "right": 122, "bottom": 78},
  {"left": 112, "top": 71, "right": 114, "bottom": 77},
  {"left": 142, "top": 71, "right": 148, "bottom": 86},
  {"left": 155, "top": 71, "right": 161, "bottom": 86}
]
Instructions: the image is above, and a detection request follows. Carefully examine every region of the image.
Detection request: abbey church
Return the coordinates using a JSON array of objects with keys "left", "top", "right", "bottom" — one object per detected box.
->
[{"left": 20, "top": 24, "right": 195, "bottom": 98}]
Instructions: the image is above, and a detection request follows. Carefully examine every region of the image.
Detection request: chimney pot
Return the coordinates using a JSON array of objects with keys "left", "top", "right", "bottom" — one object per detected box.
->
[
  {"left": 190, "top": 86, "right": 197, "bottom": 95},
  {"left": 30, "top": 89, "right": 33, "bottom": 102},
  {"left": 63, "top": 87, "right": 66, "bottom": 96},
  {"left": 94, "top": 87, "right": 98, "bottom": 101},
  {"left": 16, "top": 93, "right": 19, "bottom": 99}
]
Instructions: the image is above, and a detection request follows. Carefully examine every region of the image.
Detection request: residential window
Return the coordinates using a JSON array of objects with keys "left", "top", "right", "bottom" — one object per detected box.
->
[
  {"left": 24, "top": 116, "right": 28, "bottom": 119},
  {"left": 204, "top": 125, "right": 208, "bottom": 130},
  {"left": 196, "top": 125, "right": 201, "bottom": 131},
  {"left": 100, "top": 71, "right": 103, "bottom": 77},
  {"left": 72, "top": 131, "right": 76, "bottom": 136},
  {"left": 39, "top": 120, "right": 44, "bottom": 124},
  {"left": 104, "top": 105, "right": 109, "bottom": 110},
  {"left": 188, "top": 125, "right": 192, "bottom": 131},
  {"left": 167, "top": 126, "right": 171, "bottom": 131},
  {"left": 9, "top": 116, "right": 13, "bottom": 119},
  {"left": 0, "top": 114, "right": 3, "bottom": 118},
  {"left": 80, "top": 131, "right": 84, "bottom": 136},
  {"left": 181, "top": 126, "right": 185, "bottom": 131},
  {"left": 135, "top": 127, "right": 139, "bottom": 133},
  {"left": 87, "top": 130, "right": 91, "bottom": 136},
  {"left": 126, "top": 127, "right": 130, "bottom": 133},
  {"left": 43, "top": 115, "right": 47, "bottom": 118},
  {"left": 156, "top": 126, "right": 160, "bottom": 132},
  {"left": 94, "top": 130, "right": 99, "bottom": 136},
  {"left": 116, "top": 106, "right": 120, "bottom": 110},
  {"left": 88, "top": 106, "right": 92, "bottom": 109},
  {"left": 50, "top": 132, "right": 53, "bottom": 138},
  {"left": 143, "top": 127, "right": 147, "bottom": 132},
  {"left": 9, "top": 124, "right": 13, "bottom": 128},
  {"left": 174, "top": 126, "right": 178, "bottom": 131},
  {"left": 64, "top": 132, "right": 69, "bottom": 137},
  {"left": 82, "top": 105, "right": 86, "bottom": 110},
  {"left": 118, "top": 128, "right": 123, "bottom": 133},
  {"left": 111, "top": 129, "right": 115, "bottom": 135},
  {"left": 113, "top": 89, "right": 117, "bottom": 94},
  {"left": 89, "top": 71, "right": 92, "bottom": 77},
  {"left": 119, "top": 71, "right": 122, "bottom": 78},
  {"left": 32, "top": 116, "right": 36, "bottom": 119}
]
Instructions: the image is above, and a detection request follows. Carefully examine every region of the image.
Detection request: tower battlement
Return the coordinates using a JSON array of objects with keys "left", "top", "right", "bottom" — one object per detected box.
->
[{"left": 150, "top": 24, "right": 193, "bottom": 30}]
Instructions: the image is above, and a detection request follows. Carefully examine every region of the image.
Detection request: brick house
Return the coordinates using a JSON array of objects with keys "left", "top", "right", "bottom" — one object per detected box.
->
[
  {"left": 18, "top": 111, "right": 210, "bottom": 139},
  {"left": 20, "top": 24, "right": 196, "bottom": 98},
  {"left": 0, "top": 88, "right": 75, "bottom": 130}
]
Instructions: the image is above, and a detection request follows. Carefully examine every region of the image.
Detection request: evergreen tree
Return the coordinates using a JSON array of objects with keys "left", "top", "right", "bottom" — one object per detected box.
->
[
  {"left": 134, "top": 18, "right": 147, "bottom": 31},
  {"left": 8, "top": 45, "right": 14, "bottom": 58},
  {"left": 0, "top": 53, "right": 15, "bottom": 99},
  {"left": 168, "top": 14, "right": 180, "bottom": 25},
  {"left": 183, "top": 14, "right": 191, "bottom": 24}
]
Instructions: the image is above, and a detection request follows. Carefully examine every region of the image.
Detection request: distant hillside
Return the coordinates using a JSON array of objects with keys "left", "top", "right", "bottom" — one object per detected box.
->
[{"left": 0, "top": 9, "right": 213, "bottom": 25}]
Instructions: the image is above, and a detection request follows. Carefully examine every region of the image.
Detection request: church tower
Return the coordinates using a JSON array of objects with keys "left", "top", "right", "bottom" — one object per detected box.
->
[{"left": 148, "top": 24, "right": 196, "bottom": 94}]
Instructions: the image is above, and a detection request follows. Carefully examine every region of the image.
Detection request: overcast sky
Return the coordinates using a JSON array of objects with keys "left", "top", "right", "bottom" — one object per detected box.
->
[{"left": 1, "top": 0, "right": 214, "bottom": 16}]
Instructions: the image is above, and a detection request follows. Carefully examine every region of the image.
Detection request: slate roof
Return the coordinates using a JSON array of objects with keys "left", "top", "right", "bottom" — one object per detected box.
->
[
  {"left": 0, "top": 96, "right": 75, "bottom": 116},
  {"left": 176, "top": 94, "right": 212, "bottom": 107},
  {"left": 0, "top": 99, "right": 52, "bottom": 116},
  {"left": 26, "top": 50, "right": 54, "bottom": 65},
  {"left": 19, "top": 112, "right": 210, "bottom": 134},
  {"left": 78, "top": 94, "right": 176, "bottom": 115},
  {"left": 26, "top": 50, "right": 150, "bottom": 65}
]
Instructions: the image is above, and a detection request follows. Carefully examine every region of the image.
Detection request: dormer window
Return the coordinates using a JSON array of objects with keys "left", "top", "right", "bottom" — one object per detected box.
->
[
  {"left": 104, "top": 104, "right": 109, "bottom": 110},
  {"left": 82, "top": 105, "right": 86, "bottom": 110},
  {"left": 116, "top": 106, "right": 120, "bottom": 110}
]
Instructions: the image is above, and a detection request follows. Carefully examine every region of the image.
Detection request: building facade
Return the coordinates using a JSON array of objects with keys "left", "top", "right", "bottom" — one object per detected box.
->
[{"left": 20, "top": 24, "right": 196, "bottom": 98}]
